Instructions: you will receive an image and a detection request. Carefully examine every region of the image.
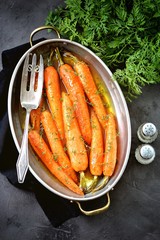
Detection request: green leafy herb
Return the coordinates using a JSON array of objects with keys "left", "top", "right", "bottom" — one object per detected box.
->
[{"left": 46, "top": 0, "right": 160, "bottom": 101}]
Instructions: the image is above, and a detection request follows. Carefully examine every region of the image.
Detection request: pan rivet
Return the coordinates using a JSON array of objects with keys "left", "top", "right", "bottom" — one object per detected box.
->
[
  {"left": 135, "top": 144, "right": 155, "bottom": 165},
  {"left": 137, "top": 123, "right": 158, "bottom": 143}
]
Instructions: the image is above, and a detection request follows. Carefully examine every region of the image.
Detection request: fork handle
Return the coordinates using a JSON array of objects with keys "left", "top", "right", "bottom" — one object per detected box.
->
[{"left": 16, "top": 109, "right": 31, "bottom": 183}]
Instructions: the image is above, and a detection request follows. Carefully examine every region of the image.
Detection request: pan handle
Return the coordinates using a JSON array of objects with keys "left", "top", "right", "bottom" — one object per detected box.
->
[
  {"left": 75, "top": 193, "right": 110, "bottom": 216},
  {"left": 30, "top": 25, "right": 60, "bottom": 46}
]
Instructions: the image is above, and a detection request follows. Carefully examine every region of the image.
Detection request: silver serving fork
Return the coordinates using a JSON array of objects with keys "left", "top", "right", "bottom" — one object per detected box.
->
[{"left": 16, "top": 53, "right": 44, "bottom": 183}]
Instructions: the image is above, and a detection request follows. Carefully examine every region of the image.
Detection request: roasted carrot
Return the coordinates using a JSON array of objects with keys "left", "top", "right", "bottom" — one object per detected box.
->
[
  {"left": 103, "top": 113, "right": 117, "bottom": 176},
  {"left": 64, "top": 52, "right": 108, "bottom": 129},
  {"left": 62, "top": 92, "right": 88, "bottom": 172},
  {"left": 30, "top": 96, "right": 45, "bottom": 132},
  {"left": 41, "top": 110, "right": 78, "bottom": 183},
  {"left": 28, "top": 130, "right": 84, "bottom": 195},
  {"left": 56, "top": 48, "right": 92, "bottom": 145},
  {"left": 90, "top": 109, "right": 104, "bottom": 176},
  {"left": 44, "top": 66, "right": 65, "bottom": 143}
]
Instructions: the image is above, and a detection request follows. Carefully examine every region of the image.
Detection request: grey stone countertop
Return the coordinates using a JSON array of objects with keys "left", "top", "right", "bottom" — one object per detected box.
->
[{"left": 0, "top": 1, "right": 160, "bottom": 239}]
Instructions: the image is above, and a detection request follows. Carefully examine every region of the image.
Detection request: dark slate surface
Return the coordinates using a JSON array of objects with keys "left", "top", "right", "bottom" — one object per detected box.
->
[{"left": 0, "top": 1, "right": 160, "bottom": 239}]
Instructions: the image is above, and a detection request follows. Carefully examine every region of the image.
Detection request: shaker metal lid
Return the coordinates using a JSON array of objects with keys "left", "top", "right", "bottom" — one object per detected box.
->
[
  {"left": 135, "top": 144, "right": 155, "bottom": 165},
  {"left": 137, "top": 123, "right": 158, "bottom": 143}
]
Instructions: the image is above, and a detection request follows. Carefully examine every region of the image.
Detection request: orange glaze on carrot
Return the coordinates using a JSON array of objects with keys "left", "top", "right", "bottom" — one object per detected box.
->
[
  {"left": 28, "top": 130, "right": 84, "bottom": 195},
  {"left": 30, "top": 96, "right": 45, "bottom": 132},
  {"left": 103, "top": 113, "right": 117, "bottom": 176},
  {"left": 44, "top": 66, "right": 65, "bottom": 144},
  {"left": 41, "top": 110, "right": 78, "bottom": 183},
  {"left": 90, "top": 109, "right": 104, "bottom": 176},
  {"left": 62, "top": 92, "right": 88, "bottom": 172},
  {"left": 59, "top": 63, "right": 92, "bottom": 145},
  {"left": 73, "top": 61, "right": 108, "bottom": 129}
]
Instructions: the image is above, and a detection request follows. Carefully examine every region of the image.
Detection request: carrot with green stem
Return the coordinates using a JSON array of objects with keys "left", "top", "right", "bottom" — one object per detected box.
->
[
  {"left": 62, "top": 92, "right": 88, "bottom": 173},
  {"left": 44, "top": 65, "right": 65, "bottom": 144},
  {"left": 56, "top": 48, "right": 92, "bottom": 146},
  {"left": 41, "top": 110, "right": 78, "bottom": 183},
  {"left": 63, "top": 52, "right": 108, "bottom": 129},
  {"left": 28, "top": 130, "right": 84, "bottom": 196}
]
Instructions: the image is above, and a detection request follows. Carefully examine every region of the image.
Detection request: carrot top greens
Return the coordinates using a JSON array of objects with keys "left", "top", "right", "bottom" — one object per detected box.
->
[{"left": 46, "top": 0, "right": 160, "bottom": 101}]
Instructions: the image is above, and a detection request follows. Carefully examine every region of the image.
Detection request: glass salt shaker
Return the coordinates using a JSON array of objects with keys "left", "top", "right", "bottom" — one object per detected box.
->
[{"left": 137, "top": 123, "right": 158, "bottom": 143}]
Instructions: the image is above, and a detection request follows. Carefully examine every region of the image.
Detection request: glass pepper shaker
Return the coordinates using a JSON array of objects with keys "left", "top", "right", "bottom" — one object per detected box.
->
[{"left": 135, "top": 144, "right": 155, "bottom": 165}]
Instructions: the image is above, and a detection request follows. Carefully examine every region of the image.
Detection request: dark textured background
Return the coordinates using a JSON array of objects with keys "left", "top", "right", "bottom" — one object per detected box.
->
[{"left": 0, "top": 1, "right": 160, "bottom": 239}]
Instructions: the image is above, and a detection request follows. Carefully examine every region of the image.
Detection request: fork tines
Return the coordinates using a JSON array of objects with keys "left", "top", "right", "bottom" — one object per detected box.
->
[{"left": 20, "top": 53, "right": 44, "bottom": 109}]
